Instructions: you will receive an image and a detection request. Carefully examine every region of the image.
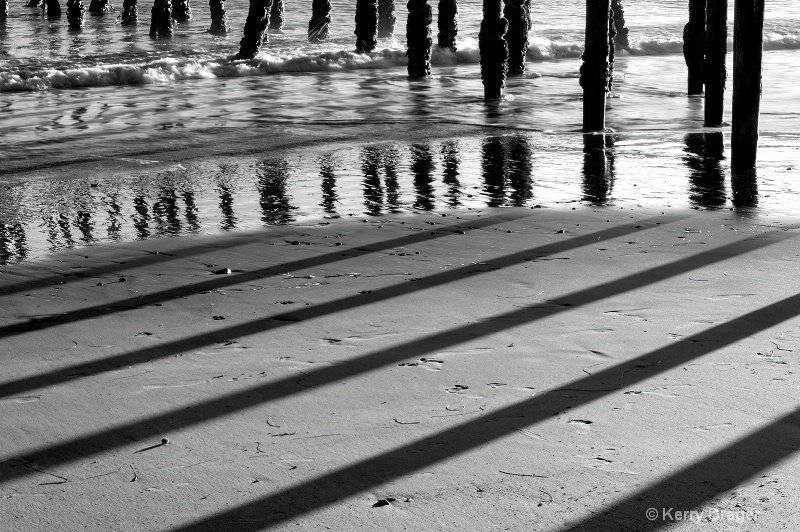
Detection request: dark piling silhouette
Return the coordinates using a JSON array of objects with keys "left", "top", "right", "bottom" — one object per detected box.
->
[
  {"left": 507, "top": 135, "right": 533, "bottom": 205},
  {"left": 731, "top": 0, "right": 764, "bottom": 169},
  {"left": 441, "top": 141, "right": 462, "bottom": 207},
  {"left": 120, "top": 0, "right": 137, "bottom": 23},
  {"left": 503, "top": 0, "right": 529, "bottom": 76},
  {"left": 683, "top": 132, "right": 726, "bottom": 208},
  {"left": 406, "top": 0, "right": 433, "bottom": 77},
  {"left": 683, "top": 0, "right": 705, "bottom": 94},
  {"left": 308, "top": 0, "right": 331, "bottom": 42},
  {"left": 256, "top": 159, "right": 296, "bottom": 225},
  {"left": 481, "top": 136, "right": 506, "bottom": 207},
  {"left": 208, "top": 0, "right": 229, "bottom": 33},
  {"left": 580, "top": 0, "right": 612, "bottom": 130},
  {"left": 582, "top": 133, "right": 615, "bottom": 204},
  {"left": 25, "top": 0, "right": 43, "bottom": 7},
  {"left": 173, "top": 0, "right": 191, "bottom": 22},
  {"left": 1, "top": 0, "right": 7, "bottom": 16},
  {"left": 361, "top": 146, "right": 385, "bottom": 216},
  {"left": 377, "top": 0, "right": 396, "bottom": 38},
  {"left": 45, "top": 0, "right": 62, "bottom": 17},
  {"left": 88, "top": 0, "right": 111, "bottom": 13},
  {"left": 149, "top": 0, "right": 175, "bottom": 37},
  {"left": 436, "top": 0, "right": 457, "bottom": 51},
  {"left": 410, "top": 144, "right": 435, "bottom": 211},
  {"left": 67, "top": 0, "right": 85, "bottom": 26},
  {"left": 705, "top": 0, "right": 727, "bottom": 126},
  {"left": 479, "top": 0, "right": 508, "bottom": 99},
  {"left": 269, "top": 0, "right": 283, "bottom": 31},
  {"left": 354, "top": 0, "right": 378, "bottom": 52},
  {"left": 236, "top": 0, "right": 272, "bottom": 60},
  {"left": 611, "top": 0, "right": 629, "bottom": 51}
]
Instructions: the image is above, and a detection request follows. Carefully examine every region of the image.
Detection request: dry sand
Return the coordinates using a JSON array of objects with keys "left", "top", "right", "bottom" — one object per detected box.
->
[{"left": 1, "top": 203, "right": 800, "bottom": 531}]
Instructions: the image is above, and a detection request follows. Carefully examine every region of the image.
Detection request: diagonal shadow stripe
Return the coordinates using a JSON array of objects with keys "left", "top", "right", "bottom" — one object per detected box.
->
[
  {"left": 0, "top": 211, "right": 527, "bottom": 298},
  {"left": 558, "top": 407, "right": 800, "bottom": 531},
  {"left": 0, "top": 217, "right": 678, "bottom": 399},
  {"left": 160, "top": 292, "right": 800, "bottom": 532},
  {"left": 0, "top": 227, "right": 792, "bottom": 485}
]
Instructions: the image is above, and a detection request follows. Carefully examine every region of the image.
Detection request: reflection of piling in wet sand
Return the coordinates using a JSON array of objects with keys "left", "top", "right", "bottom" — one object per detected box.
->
[
  {"left": 436, "top": 0, "right": 457, "bottom": 51},
  {"left": 410, "top": 144, "right": 435, "bottom": 211},
  {"left": 377, "top": 0, "right": 395, "bottom": 38},
  {"left": 256, "top": 159, "right": 296, "bottom": 225},
  {"left": 361, "top": 146, "right": 385, "bottom": 216},
  {"left": 208, "top": 0, "right": 229, "bottom": 33},
  {"left": 354, "top": 0, "right": 378, "bottom": 52},
  {"left": 236, "top": 0, "right": 272, "bottom": 59},
  {"left": 406, "top": 0, "right": 432, "bottom": 77},
  {"left": 507, "top": 135, "right": 532, "bottom": 206},
  {"left": 683, "top": 132, "right": 726, "bottom": 209},
  {"left": 440, "top": 141, "right": 462, "bottom": 208},
  {"left": 582, "top": 133, "right": 615, "bottom": 205},
  {"left": 479, "top": 0, "right": 508, "bottom": 99},
  {"left": 319, "top": 156, "right": 339, "bottom": 216},
  {"left": 308, "top": 0, "right": 331, "bottom": 42},
  {"left": 481, "top": 136, "right": 506, "bottom": 207},
  {"left": 120, "top": 0, "right": 138, "bottom": 24}
]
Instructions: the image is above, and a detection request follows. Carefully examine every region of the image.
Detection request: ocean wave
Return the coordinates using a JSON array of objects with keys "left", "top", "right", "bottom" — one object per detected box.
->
[{"left": 1, "top": 30, "right": 798, "bottom": 92}]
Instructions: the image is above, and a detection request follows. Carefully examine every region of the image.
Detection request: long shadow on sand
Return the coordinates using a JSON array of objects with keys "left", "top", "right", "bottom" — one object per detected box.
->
[
  {"left": 0, "top": 226, "right": 794, "bottom": 486},
  {"left": 155, "top": 290, "right": 800, "bottom": 531},
  {"left": 0, "top": 215, "right": 680, "bottom": 399}
]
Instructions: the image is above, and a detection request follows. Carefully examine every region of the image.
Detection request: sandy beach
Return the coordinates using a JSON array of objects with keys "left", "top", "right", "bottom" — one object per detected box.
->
[{"left": 2, "top": 190, "right": 800, "bottom": 530}]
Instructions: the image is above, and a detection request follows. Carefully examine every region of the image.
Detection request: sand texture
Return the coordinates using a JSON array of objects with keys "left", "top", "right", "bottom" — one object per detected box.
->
[{"left": 2, "top": 206, "right": 800, "bottom": 531}]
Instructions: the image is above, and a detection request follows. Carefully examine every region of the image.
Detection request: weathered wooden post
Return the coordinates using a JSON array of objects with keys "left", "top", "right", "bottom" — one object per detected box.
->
[
  {"left": 704, "top": 0, "right": 727, "bottom": 125},
  {"left": 1, "top": 0, "right": 7, "bottom": 16},
  {"left": 150, "top": 0, "right": 175, "bottom": 36},
  {"left": 611, "top": 0, "right": 629, "bottom": 51},
  {"left": 208, "top": 0, "right": 230, "bottom": 33},
  {"left": 120, "top": 0, "right": 137, "bottom": 23},
  {"left": 236, "top": 0, "right": 272, "bottom": 59},
  {"left": 173, "top": 0, "right": 191, "bottom": 21},
  {"left": 479, "top": 0, "right": 508, "bottom": 99},
  {"left": 683, "top": 0, "right": 705, "bottom": 94},
  {"left": 88, "top": 0, "right": 111, "bottom": 12},
  {"left": 436, "top": 0, "right": 458, "bottom": 51},
  {"left": 354, "top": 0, "right": 378, "bottom": 52},
  {"left": 407, "top": 0, "right": 432, "bottom": 77},
  {"left": 377, "top": 0, "right": 396, "bottom": 37},
  {"left": 308, "top": 0, "right": 331, "bottom": 41},
  {"left": 731, "top": 0, "right": 764, "bottom": 169},
  {"left": 45, "top": 0, "right": 62, "bottom": 16},
  {"left": 269, "top": 0, "right": 283, "bottom": 31},
  {"left": 504, "top": 0, "right": 530, "bottom": 76},
  {"left": 67, "top": 0, "right": 85, "bottom": 26},
  {"left": 580, "top": 0, "right": 612, "bottom": 131}
]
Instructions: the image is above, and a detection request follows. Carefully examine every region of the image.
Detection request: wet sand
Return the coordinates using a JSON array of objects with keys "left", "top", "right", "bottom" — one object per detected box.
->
[{"left": 2, "top": 201, "right": 800, "bottom": 531}]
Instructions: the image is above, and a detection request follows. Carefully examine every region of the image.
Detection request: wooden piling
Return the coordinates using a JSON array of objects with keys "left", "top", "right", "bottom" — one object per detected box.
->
[
  {"left": 150, "top": 0, "right": 175, "bottom": 37},
  {"left": 479, "top": 0, "right": 508, "bottom": 99},
  {"left": 120, "top": 0, "right": 138, "bottom": 24},
  {"left": 66, "top": 0, "right": 85, "bottom": 26},
  {"left": 377, "top": 0, "right": 396, "bottom": 38},
  {"left": 269, "top": 0, "right": 283, "bottom": 31},
  {"left": 45, "top": 0, "right": 62, "bottom": 17},
  {"left": 704, "top": 0, "right": 727, "bottom": 126},
  {"left": 1, "top": 0, "right": 7, "bottom": 17},
  {"left": 504, "top": 0, "right": 530, "bottom": 76},
  {"left": 173, "top": 0, "right": 192, "bottom": 22},
  {"left": 611, "top": 0, "right": 629, "bottom": 51},
  {"left": 580, "top": 0, "right": 611, "bottom": 131},
  {"left": 354, "top": 0, "right": 378, "bottom": 52},
  {"left": 683, "top": 0, "right": 705, "bottom": 94},
  {"left": 208, "top": 0, "right": 230, "bottom": 33},
  {"left": 235, "top": 0, "right": 272, "bottom": 59},
  {"left": 88, "top": 0, "right": 110, "bottom": 12},
  {"left": 25, "top": 0, "right": 42, "bottom": 7},
  {"left": 436, "top": 0, "right": 458, "bottom": 51},
  {"left": 308, "top": 0, "right": 331, "bottom": 42},
  {"left": 731, "top": 0, "right": 764, "bottom": 169},
  {"left": 406, "top": 0, "right": 433, "bottom": 77}
]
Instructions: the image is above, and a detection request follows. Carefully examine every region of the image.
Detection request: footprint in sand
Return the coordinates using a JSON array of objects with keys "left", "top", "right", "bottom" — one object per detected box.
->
[
  {"left": 603, "top": 309, "right": 651, "bottom": 322},
  {"left": 141, "top": 380, "right": 209, "bottom": 391},
  {"left": 445, "top": 384, "right": 470, "bottom": 394},
  {"left": 397, "top": 358, "right": 444, "bottom": 371},
  {"left": 11, "top": 395, "right": 41, "bottom": 404},
  {"left": 693, "top": 422, "right": 734, "bottom": 432},
  {"left": 642, "top": 384, "right": 691, "bottom": 398}
]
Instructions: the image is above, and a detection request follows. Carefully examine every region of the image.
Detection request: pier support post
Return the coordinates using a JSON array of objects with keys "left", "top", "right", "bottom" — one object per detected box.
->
[
  {"left": 1, "top": 0, "right": 7, "bottom": 16},
  {"left": 354, "top": 0, "right": 378, "bottom": 52},
  {"left": 269, "top": 0, "right": 283, "bottom": 31},
  {"left": 683, "top": 0, "right": 705, "bottom": 94},
  {"left": 149, "top": 0, "right": 175, "bottom": 36},
  {"left": 377, "top": 0, "right": 396, "bottom": 37},
  {"left": 173, "top": 0, "right": 191, "bottom": 21},
  {"left": 121, "top": 0, "right": 138, "bottom": 23},
  {"left": 67, "top": 0, "right": 85, "bottom": 26},
  {"left": 308, "top": 0, "right": 331, "bottom": 41},
  {"left": 611, "top": 0, "right": 629, "bottom": 51},
  {"left": 504, "top": 0, "right": 530, "bottom": 76},
  {"left": 45, "top": 0, "right": 62, "bottom": 16},
  {"left": 88, "top": 0, "right": 111, "bottom": 13},
  {"left": 731, "top": 0, "right": 764, "bottom": 169},
  {"left": 704, "top": 0, "right": 727, "bottom": 126},
  {"left": 235, "top": 0, "right": 272, "bottom": 59},
  {"left": 208, "top": 0, "right": 229, "bottom": 33},
  {"left": 436, "top": 0, "right": 457, "bottom": 51},
  {"left": 580, "top": 0, "right": 612, "bottom": 131},
  {"left": 479, "top": 0, "right": 508, "bottom": 99},
  {"left": 407, "top": 0, "right": 432, "bottom": 77}
]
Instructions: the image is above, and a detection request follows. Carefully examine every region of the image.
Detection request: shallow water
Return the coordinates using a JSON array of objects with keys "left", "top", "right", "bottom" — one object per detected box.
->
[{"left": 0, "top": 0, "right": 799, "bottom": 264}]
